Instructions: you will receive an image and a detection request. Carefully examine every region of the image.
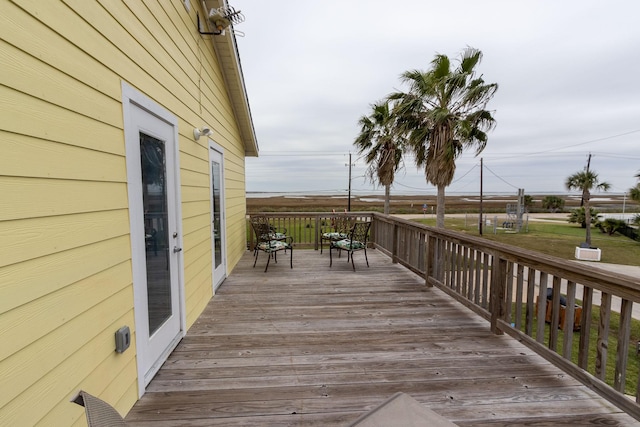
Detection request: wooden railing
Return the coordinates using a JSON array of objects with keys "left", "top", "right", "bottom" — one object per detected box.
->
[
  {"left": 248, "top": 212, "right": 640, "bottom": 419},
  {"left": 247, "top": 212, "right": 374, "bottom": 250}
]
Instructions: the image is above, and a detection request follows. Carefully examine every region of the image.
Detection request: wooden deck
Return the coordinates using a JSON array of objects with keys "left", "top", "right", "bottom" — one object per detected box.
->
[{"left": 126, "top": 249, "right": 639, "bottom": 426}]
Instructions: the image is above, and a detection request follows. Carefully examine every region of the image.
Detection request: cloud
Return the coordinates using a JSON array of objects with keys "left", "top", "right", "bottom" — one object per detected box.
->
[{"left": 235, "top": 0, "right": 640, "bottom": 197}]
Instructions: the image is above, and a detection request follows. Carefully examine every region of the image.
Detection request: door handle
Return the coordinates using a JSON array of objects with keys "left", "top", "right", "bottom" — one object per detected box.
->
[{"left": 173, "top": 246, "right": 183, "bottom": 253}]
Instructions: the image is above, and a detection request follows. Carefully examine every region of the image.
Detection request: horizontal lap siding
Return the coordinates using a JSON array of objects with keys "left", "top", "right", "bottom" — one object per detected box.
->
[{"left": 1, "top": 0, "right": 250, "bottom": 425}]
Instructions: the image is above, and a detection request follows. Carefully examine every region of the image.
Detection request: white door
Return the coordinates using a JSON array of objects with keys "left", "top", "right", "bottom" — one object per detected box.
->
[
  {"left": 209, "top": 144, "right": 226, "bottom": 289},
  {"left": 123, "top": 84, "right": 183, "bottom": 393}
]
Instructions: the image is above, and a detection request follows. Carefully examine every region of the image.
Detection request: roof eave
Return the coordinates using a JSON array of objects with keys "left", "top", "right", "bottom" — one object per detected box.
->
[{"left": 203, "top": 0, "right": 259, "bottom": 157}]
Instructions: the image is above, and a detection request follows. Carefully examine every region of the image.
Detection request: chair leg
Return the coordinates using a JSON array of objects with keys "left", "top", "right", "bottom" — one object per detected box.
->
[
  {"left": 264, "top": 251, "right": 271, "bottom": 272},
  {"left": 351, "top": 251, "right": 356, "bottom": 271},
  {"left": 253, "top": 251, "right": 259, "bottom": 268},
  {"left": 329, "top": 244, "right": 333, "bottom": 267},
  {"left": 289, "top": 246, "right": 293, "bottom": 269},
  {"left": 364, "top": 248, "right": 369, "bottom": 267}
]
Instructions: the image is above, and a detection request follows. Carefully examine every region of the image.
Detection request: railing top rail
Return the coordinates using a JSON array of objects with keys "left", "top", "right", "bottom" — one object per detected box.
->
[{"left": 248, "top": 211, "right": 376, "bottom": 217}]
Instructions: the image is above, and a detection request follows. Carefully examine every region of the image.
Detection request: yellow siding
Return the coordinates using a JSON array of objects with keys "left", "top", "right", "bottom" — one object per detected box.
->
[
  {"left": 0, "top": 132, "right": 125, "bottom": 182},
  {"left": 1, "top": 0, "right": 253, "bottom": 424},
  {"left": 1, "top": 292, "right": 135, "bottom": 426},
  {"left": 0, "top": 210, "right": 129, "bottom": 269}
]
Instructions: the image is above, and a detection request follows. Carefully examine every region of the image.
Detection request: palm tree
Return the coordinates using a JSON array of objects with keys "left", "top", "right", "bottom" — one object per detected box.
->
[
  {"left": 565, "top": 170, "right": 610, "bottom": 247},
  {"left": 354, "top": 99, "right": 404, "bottom": 215},
  {"left": 629, "top": 172, "right": 640, "bottom": 202},
  {"left": 391, "top": 47, "right": 498, "bottom": 228}
]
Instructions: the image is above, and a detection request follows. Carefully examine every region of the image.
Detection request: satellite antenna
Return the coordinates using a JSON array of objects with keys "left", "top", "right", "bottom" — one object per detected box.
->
[{"left": 198, "top": 5, "right": 244, "bottom": 36}]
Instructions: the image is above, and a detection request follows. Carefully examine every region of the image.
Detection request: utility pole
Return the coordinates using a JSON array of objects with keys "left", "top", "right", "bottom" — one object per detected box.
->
[
  {"left": 348, "top": 152, "right": 352, "bottom": 212},
  {"left": 479, "top": 158, "right": 483, "bottom": 235}
]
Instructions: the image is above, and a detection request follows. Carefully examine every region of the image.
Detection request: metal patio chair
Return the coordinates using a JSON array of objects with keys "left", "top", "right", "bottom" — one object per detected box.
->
[
  {"left": 329, "top": 221, "right": 371, "bottom": 271},
  {"left": 320, "top": 214, "right": 355, "bottom": 254},
  {"left": 250, "top": 216, "right": 293, "bottom": 272}
]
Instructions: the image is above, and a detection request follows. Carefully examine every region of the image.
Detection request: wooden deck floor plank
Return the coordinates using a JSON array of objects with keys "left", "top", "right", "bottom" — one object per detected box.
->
[
  {"left": 153, "top": 353, "right": 551, "bottom": 382},
  {"left": 145, "top": 362, "right": 566, "bottom": 394},
  {"left": 161, "top": 347, "right": 545, "bottom": 372},
  {"left": 130, "top": 378, "right": 587, "bottom": 411},
  {"left": 127, "top": 389, "right": 625, "bottom": 424},
  {"left": 126, "top": 250, "right": 639, "bottom": 426}
]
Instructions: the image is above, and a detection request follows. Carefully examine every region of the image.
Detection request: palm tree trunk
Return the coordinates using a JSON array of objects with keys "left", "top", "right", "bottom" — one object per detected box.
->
[
  {"left": 384, "top": 184, "right": 390, "bottom": 215},
  {"left": 584, "top": 190, "right": 592, "bottom": 247},
  {"left": 436, "top": 185, "right": 446, "bottom": 228}
]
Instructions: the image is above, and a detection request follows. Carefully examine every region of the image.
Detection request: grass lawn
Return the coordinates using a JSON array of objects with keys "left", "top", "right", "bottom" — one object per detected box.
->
[{"left": 521, "top": 306, "right": 640, "bottom": 396}]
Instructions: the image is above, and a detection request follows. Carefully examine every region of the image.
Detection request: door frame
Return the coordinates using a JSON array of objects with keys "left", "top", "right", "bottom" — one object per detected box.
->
[
  {"left": 209, "top": 141, "right": 227, "bottom": 290},
  {"left": 121, "top": 82, "right": 186, "bottom": 397}
]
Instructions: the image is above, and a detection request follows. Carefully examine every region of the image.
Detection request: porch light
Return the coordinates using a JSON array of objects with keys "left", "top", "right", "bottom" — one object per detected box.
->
[{"left": 194, "top": 126, "right": 213, "bottom": 140}]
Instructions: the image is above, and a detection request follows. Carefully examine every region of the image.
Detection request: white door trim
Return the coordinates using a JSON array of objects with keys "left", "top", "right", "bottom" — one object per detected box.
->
[{"left": 121, "top": 81, "right": 186, "bottom": 397}]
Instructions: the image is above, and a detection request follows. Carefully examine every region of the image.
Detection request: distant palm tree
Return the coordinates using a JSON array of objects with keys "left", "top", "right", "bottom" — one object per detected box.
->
[
  {"left": 354, "top": 99, "right": 404, "bottom": 215},
  {"left": 629, "top": 172, "right": 640, "bottom": 202},
  {"left": 630, "top": 185, "right": 640, "bottom": 202},
  {"left": 391, "top": 47, "right": 498, "bottom": 228},
  {"left": 565, "top": 170, "right": 610, "bottom": 247}
]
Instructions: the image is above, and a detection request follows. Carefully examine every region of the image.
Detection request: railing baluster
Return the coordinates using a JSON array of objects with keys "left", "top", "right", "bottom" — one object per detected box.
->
[
  {"left": 515, "top": 264, "right": 524, "bottom": 330},
  {"left": 505, "top": 261, "right": 514, "bottom": 322},
  {"left": 457, "top": 244, "right": 463, "bottom": 293},
  {"left": 578, "top": 286, "right": 594, "bottom": 370},
  {"left": 481, "top": 253, "right": 490, "bottom": 309},
  {"left": 474, "top": 250, "right": 481, "bottom": 305},
  {"left": 615, "top": 298, "right": 632, "bottom": 392},
  {"left": 549, "top": 276, "right": 562, "bottom": 351},
  {"left": 525, "top": 267, "right": 536, "bottom": 336},
  {"left": 563, "top": 281, "right": 577, "bottom": 360},
  {"left": 596, "top": 292, "right": 612, "bottom": 381},
  {"left": 536, "top": 272, "right": 549, "bottom": 344},
  {"left": 466, "top": 248, "right": 476, "bottom": 301},
  {"left": 490, "top": 255, "right": 507, "bottom": 335},
  {"left": 447, "top": 242, "right": 454, "bottom": 289}
]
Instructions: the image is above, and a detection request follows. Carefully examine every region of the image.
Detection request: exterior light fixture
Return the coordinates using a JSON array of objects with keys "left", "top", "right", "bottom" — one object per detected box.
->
[{"left": 194, "top": 126, "right": 213, "bottom": 140}]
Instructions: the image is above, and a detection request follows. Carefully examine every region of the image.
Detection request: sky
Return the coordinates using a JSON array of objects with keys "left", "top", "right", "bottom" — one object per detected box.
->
[{"left": 231, "top": 0, "right": 640, "bottom": 196}]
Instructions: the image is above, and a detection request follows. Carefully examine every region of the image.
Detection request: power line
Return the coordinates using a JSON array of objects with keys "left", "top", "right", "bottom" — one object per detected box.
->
[{"left": 483, "top": 163, "right": 520, "bottom": 190}]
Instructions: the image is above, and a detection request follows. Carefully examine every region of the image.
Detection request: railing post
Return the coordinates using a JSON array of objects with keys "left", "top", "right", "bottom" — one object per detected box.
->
[
  {"left": 248, "top": 218, "right": 255, "bottom": 251},
  {"left": 369, "top": 214, "right": 376, "bottom": 246},
  {"left": 490, "top": 255, "right": 507, "bottom": 335}
]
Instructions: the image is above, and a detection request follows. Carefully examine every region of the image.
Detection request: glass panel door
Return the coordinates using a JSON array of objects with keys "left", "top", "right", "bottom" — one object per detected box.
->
[
  {"left": 210, "top": 145, "right": 226, "bottom": 288},
  {"left": 140, "top": 134, "right": 172, "bottom": 334}
]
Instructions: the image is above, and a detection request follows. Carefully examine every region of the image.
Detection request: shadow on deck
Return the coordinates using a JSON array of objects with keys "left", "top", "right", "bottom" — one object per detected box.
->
[{"left": 126, "top": 249, "right": 638, "bottom": 426}]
